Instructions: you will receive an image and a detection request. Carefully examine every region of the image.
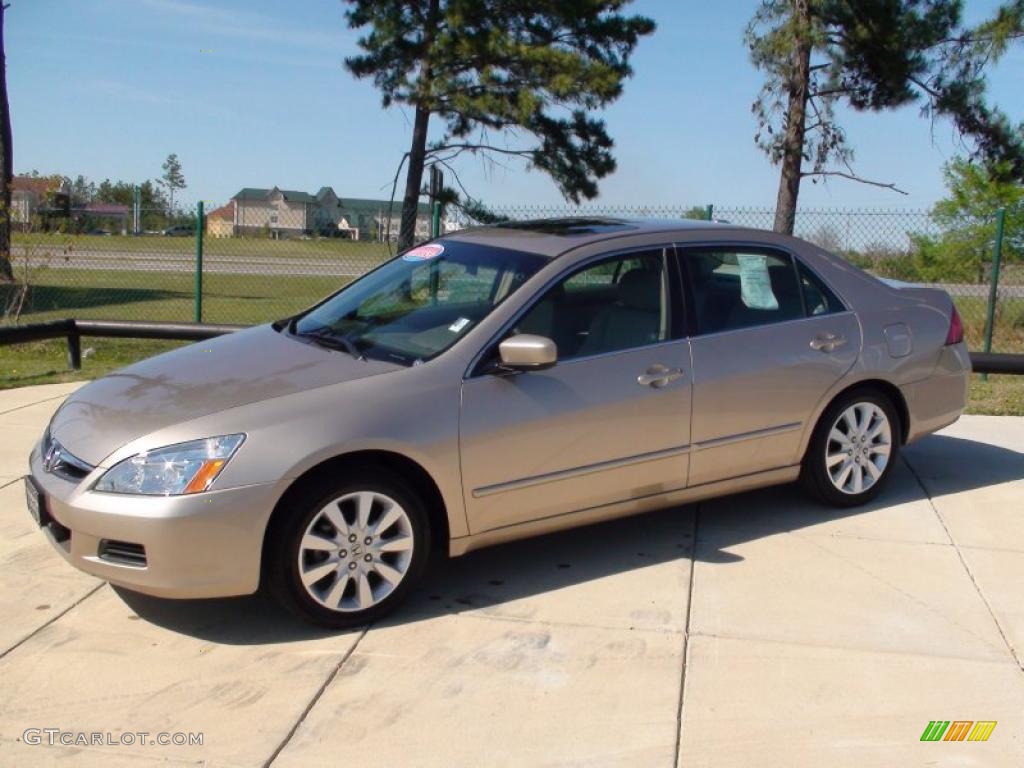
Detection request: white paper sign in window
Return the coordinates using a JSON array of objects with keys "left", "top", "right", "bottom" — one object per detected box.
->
[{"left": 737, "top": 254, "right": 779, "bottom": 310}]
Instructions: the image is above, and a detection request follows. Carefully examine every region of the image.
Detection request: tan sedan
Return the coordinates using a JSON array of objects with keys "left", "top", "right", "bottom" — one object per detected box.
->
[{"left": 27, "top": 218, "right": 969, "bottom": 626}]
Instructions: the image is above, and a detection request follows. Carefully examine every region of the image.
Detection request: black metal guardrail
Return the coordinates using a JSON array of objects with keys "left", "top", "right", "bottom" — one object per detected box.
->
[
  {"left": 0, "top": 319, "right": 246, "bottom": 369},
  {"left": 1, "top": 319, "right": 1023, "bottom": 375}
]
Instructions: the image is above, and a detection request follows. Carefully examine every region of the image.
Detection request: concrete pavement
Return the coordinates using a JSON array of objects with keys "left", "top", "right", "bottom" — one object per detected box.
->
[{"left": 0, "top": 384, "right": 1021, "bottom": 766}]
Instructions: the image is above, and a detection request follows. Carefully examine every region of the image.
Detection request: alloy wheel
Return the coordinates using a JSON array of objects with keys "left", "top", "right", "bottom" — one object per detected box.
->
[
  {"left": 296, "top": 490, "right": 414, "bottom": 612},
  {"left": 825, "top": 402, "right": 892, "bottom": 495}
]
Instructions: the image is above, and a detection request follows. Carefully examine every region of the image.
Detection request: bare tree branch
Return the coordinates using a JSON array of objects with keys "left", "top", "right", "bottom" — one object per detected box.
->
[{"left": 801, "top": 170, "right": 909, "bottom": 194}]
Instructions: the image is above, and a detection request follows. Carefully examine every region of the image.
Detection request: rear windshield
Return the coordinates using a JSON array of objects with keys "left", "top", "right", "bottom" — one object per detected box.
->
[{"left": 292, "top": 239, "right": 547, "bottom": 365}]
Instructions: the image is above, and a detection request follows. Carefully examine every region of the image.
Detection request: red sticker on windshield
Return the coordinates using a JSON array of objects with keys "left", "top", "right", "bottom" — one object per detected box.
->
[{"left": 402, "top": 243, "right": 444, "bottom": 261}]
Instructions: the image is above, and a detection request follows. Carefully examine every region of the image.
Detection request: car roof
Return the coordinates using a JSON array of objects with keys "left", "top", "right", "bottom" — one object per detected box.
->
[{"left": 442, "top": 217, "right": 754, "bottom": 258}]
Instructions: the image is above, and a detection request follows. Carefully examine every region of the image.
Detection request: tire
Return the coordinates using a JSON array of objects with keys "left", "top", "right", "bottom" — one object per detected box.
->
[
  {"left": 265, "top": 466, "right": 431, "bottom": 628},
  {"left": 800, "top": 388, "right": 901, "bottom": 508}
]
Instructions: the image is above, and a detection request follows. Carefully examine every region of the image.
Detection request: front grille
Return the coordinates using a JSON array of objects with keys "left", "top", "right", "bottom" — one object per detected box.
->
[
  {"left": 97, "top": 540, "right": 147, "bottom": 568},
  {"left": 42, "top": 431, "right": 95, "bottom": 483}
]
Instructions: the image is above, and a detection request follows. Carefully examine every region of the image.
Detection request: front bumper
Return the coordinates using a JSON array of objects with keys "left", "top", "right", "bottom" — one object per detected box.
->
[{"left": 28, "top": 442, "right": 279, "bottom": 599}]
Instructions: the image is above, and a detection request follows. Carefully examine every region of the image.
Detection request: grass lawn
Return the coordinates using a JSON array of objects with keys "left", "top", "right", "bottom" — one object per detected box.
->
[
  {"left": 0, "top": 338, "right": 188, "bottom": 390},
  {"left": 2, "top": 267, "right": 349, "bottom": 325}
]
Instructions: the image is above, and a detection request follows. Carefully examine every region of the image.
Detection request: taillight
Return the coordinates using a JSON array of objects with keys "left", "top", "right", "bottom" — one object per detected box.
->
[{"left": 945, "top": 305, "right": 964, "bottom": 345}]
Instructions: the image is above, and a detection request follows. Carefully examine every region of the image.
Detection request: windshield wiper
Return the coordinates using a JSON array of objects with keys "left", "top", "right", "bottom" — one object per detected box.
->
[{"left": 290, "top": 320, "right": 366, "bottom": 361}]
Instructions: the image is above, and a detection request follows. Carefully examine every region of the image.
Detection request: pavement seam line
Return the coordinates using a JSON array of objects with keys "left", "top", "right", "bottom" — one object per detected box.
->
[
  {"left": 0, "top": 392, "right": 72, "bottom": 417},
  {"left": 0, "top": 475, "right": 25, "bottom": 492},
  {"left": 263, "top": 625, "right": 371, "bottom": 768},
  {"left": 0, "top": 583, "right": 104, "bottom": 662},
  {"left": 902, "top": 455, "right": 1024, "bottom": 673},
  {"left": 673, "top": 504, "right": 699, "bottom": 768}
]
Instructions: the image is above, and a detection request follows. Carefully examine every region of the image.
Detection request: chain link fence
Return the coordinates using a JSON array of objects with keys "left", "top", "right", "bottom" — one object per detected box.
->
[{"left": 3, "top": 201, "right": 1021, "bottom": 354}]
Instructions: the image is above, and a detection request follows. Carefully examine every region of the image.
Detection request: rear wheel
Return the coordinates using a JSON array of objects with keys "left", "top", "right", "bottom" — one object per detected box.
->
[
  {"left": 801, "top": 389, "right": 901, "bottom": 507},
  {"left": 266, "top": 468, "right": 430, "bottom": 627}
]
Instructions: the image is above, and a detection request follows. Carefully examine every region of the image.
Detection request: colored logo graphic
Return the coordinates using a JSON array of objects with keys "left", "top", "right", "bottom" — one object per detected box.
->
[
  {"left": 920, "top": 721, "right": 996, "bottom": 742},
  {"left": 402, "top": 243, "right": 445, "bottom": 262}
]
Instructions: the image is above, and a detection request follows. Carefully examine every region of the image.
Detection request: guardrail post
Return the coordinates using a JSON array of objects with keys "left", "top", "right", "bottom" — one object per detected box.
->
[
  {"left": 67, "top": 326, "right": 81, "bottom": 370},
  {"left": 432, "top": 201, "right": 441, "bottom": 239},
  {"left": 982, "top": 208, "right": 1006, "bottom": 381},
  {"left": 194, "top": 201, "right": 204, "bottom": 323}
]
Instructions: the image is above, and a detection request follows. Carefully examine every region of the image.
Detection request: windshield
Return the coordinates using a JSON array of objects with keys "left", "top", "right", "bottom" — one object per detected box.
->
[{"left": 291, "top": 239, "right": 547, "bottom": 365}]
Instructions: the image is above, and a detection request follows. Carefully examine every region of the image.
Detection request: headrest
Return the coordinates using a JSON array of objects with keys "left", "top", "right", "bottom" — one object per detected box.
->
[{"left": 618, "top": 269, "right": 660, "bottom": 311}]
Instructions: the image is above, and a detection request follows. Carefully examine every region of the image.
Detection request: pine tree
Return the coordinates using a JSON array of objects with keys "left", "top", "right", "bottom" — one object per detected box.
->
[
  {"left": 747, "top": 0, "right": 1024, "bottom": 234},
  {"left": 160, "top": 153, "right": 186, "bottom": 216},
  {"left": 343, "top": 0, "right": 655, "bottom": 249}
]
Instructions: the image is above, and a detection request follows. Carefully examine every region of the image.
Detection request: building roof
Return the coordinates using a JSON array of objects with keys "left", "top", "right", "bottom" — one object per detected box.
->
[
  {"left": 232, "top": 187, "right": 317, "bottom": 203},
  {"left": 339, "top": 197, "right": 430, "bottom": 215},
  {"left": 13, "top": 176, "right": 63, "bottom": 196},
  {"left": 207, "top": 201, "right": 235, "bottom": 220}
]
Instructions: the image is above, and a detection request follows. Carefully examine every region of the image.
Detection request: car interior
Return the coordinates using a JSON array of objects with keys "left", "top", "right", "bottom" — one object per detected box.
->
[
  {"left": 516, "top": 252, "right": 667, "bottom": 360},
  {"left": 686, "top": 252, "right": 805, "bottom": 334}
]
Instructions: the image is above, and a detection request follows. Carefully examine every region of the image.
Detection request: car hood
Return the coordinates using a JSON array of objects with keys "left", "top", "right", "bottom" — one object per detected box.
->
[{"left": 48, "top": 324, "right": 402, "bottom": 465}]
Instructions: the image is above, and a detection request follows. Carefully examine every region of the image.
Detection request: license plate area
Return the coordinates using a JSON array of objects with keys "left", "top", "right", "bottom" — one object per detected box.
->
[{"left": 25, "top": 476, "right": 52, "bottom": 528}]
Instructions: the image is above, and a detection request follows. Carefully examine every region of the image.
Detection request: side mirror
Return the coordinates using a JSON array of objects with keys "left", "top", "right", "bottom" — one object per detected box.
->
[{"left": 497, "top": 334, "right": 557, "bottom": 371}]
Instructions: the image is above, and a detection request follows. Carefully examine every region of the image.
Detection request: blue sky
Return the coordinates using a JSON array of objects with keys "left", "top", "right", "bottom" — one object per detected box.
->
[{"left": 10, "top": 0, "right": 1024, "bottom": 211}]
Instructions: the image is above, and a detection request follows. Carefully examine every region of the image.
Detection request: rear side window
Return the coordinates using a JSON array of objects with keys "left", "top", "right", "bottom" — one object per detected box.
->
[
  {"left": 683, "top": 249, "right": 804, "bottom": 335},
  {"left": 798, "top": 262, "right": 845, "bottom": 316}
]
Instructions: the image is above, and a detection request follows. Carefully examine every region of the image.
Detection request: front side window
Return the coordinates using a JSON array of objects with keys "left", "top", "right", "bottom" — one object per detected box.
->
[
  {"left": 515, "top": 249, "right": 671, "bottom": 361},
  {"left": 684, "top": 249, "right": 804, "bottom": 335},
  {"left": 292, "top": 240, "right": 546, "bottom": 364}
]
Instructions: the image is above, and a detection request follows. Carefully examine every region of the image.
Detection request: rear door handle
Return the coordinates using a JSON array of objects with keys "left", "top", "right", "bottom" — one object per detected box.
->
[
  {"left": 810, "top": 333, "right": 847, "bottom": 352},
  {"left": 637, "top": 365, "right": 685, "bottom": 388}
]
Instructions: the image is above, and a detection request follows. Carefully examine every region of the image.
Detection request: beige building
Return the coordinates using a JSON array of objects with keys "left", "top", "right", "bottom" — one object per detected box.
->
[
  {"left": 229, "top": 186, "right": 432, "bottom": 240},
  {"left": 206, "top": 201, "right": 236, "bottom": 238},
  {"left": 12, "top": 176, "right": 65, "bottom": 228}
]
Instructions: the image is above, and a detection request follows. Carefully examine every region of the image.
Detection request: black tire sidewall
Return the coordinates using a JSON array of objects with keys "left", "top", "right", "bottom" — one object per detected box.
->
[
  {"left": 803, "top": 389, "right": 901, "bottom": 508},
  {"left": 267, "top": 467, "right": 431, "bottom": 627}
]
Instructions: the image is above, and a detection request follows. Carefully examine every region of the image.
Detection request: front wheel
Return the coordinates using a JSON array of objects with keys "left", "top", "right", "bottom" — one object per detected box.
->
[
  {"left": 801, "top": 390, "right": 901, "bottom": 508},
  {"left": 266, "top": 468, "right": 431, "bottom": 627}
]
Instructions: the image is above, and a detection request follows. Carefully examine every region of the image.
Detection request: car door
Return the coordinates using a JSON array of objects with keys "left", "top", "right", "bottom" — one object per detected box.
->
[
  {"left": 459, "top": 246, "right": 693, "bottom": 534},
  {"left": 679, "top": 245, "right": 861, "bottom": 486}
]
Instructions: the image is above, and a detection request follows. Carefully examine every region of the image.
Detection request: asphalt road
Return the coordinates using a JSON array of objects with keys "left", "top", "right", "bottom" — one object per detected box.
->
[{"left": 13, "top": 246, "right": 387, "bottom": 278}]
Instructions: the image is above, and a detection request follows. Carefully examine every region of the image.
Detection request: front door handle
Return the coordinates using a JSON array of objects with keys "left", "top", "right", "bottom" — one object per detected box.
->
[
  {"left": 810, "top": 333, "right": 847, "bottom": 353},
  {"left": 637, "top": 365, "right": 685, "bottom": 388}
]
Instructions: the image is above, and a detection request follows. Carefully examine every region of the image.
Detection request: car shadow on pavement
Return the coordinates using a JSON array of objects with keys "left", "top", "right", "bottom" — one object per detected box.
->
[{"left": 114, "top": 433, "right": 1022, "bottom": 643}]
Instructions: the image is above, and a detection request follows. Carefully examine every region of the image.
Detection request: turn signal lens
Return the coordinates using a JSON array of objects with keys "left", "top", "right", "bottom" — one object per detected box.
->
[
  {"left": 945, "top": 305, "right": 964, "bottom": 345},
  {"left": 183, "top": 459, "right": 227, "bottom": 494}
]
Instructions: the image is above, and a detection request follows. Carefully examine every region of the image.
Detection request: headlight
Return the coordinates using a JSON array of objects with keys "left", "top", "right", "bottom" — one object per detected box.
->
[{"left": 94, "top": 434, "right": 245, "bottom": 496}]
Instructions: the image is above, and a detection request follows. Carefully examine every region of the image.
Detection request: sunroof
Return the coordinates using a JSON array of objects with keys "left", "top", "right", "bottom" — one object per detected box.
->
[{"left": 495, "top": 217, "right": 639, "bottom": 236}]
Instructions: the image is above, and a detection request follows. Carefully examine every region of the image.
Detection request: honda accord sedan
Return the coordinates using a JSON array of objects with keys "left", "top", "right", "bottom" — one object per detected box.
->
[{"left": 26, "top": 218, "right": 970, "bottom": 626}]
